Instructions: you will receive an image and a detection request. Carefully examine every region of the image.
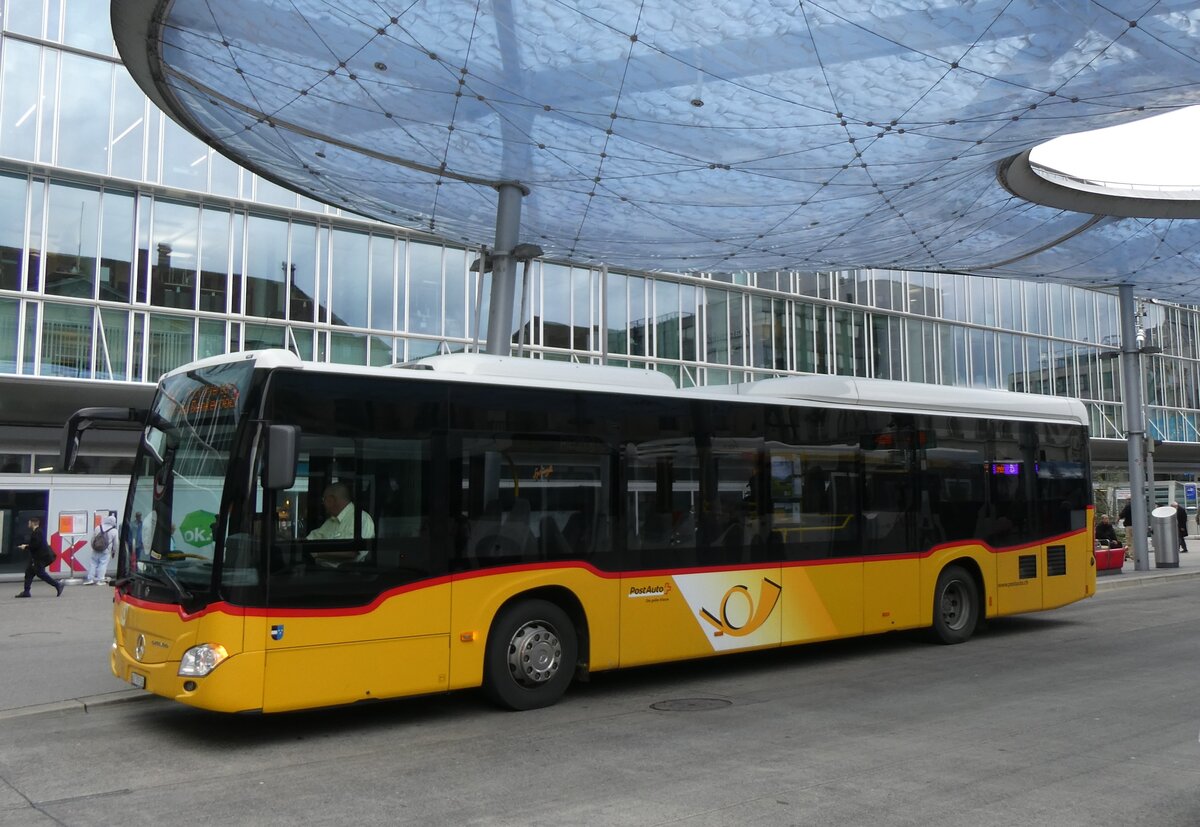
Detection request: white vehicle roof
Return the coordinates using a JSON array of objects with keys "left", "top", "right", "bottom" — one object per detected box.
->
[
  {"left": 171, "top": 350, "right": 1088, "bottom": 427},
  {"left": 687, "top": 374, "right": 1089, "bottom": 426}
]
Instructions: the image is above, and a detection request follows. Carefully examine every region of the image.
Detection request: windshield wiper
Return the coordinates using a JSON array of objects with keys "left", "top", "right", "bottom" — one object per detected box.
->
[{"left": 136, "top": 563, "right": 194, "bottom": 602}]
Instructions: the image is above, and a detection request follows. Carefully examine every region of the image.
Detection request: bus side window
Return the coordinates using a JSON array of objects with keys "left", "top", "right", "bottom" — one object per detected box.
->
[
  {"left": 626, "top": 439, "right": 699, "bottom": 567},
  {"left": 457, "top": 436, "right": 612, "bottom": 570}
]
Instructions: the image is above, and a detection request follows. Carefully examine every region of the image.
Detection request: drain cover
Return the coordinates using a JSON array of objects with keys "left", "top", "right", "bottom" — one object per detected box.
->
[{"left": 650, "top": 697, "right": 732, "bottom": 712}]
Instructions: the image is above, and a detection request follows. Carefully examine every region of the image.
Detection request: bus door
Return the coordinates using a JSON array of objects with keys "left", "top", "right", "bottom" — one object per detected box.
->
[
  {"left": 773, "top": 444, "right": 864, "bottom": 643},
  {"left": 622, "top": 438, "right": 783, "bottom": 665},
  {"left": 259, "top": 432, "right": 450, "bottom": 712}
]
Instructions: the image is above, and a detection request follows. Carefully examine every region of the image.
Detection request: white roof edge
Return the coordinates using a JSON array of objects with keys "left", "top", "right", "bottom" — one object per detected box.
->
[
  {"left": 688, "top": 374, "right": 1088, "bottom": 425},
  {"left": 171, "top": 352, "right": 1085, "bottom": 425},
  {"left": 410, "top": 353, "right": 678, "bottom": 392},
  {"left": 162, "top": 348, "right": 303, "bottom": 379}
]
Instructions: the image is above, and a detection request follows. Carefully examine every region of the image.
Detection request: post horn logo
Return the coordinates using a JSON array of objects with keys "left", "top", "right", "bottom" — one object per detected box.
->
[{"left": 699, "top": 578, "right": 782, "bottom": 637}]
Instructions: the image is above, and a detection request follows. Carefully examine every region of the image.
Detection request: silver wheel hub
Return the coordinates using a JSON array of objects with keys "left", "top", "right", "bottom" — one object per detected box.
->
[
  {"left": 941, "top": 582, "right": 968, "bottom": 630},
  {"left": 507, "top": 620, "right": 562, "bottom": 687}
]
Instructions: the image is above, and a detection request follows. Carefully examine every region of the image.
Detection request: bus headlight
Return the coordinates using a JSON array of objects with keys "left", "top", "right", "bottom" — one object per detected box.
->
[{"left": 178, "top": 644, "right": 229, "bottom": 677}]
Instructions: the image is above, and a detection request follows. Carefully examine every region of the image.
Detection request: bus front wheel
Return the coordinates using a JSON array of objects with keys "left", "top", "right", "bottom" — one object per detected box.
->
[
  {"left": 484, "top": 599, "right": 577, "bottom": 710},
  {"left": 931, "top": 565, "right": 979, "bottom": 644}
]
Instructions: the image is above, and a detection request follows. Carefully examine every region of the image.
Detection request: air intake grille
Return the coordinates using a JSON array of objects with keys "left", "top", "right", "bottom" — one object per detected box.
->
[
  {"left": 1047, "top": 545, "right": 1067, "bottom": 576},
  {"left": 1019, "top": 554, "right": 1037, "bottom": 579}
]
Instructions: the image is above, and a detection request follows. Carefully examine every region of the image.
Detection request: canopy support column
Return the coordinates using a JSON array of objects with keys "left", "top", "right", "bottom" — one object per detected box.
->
[
  {"left": 484, "top": 183, "right": 524, "bottom": 356},
  {"left": 1119, "top": 284, "right": 1150, "bottom": 572}
]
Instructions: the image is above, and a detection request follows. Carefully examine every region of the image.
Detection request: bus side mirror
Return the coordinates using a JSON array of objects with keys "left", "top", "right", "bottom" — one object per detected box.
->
[{"left": 262, "top": 425, "right": 299, "bottom": 490}]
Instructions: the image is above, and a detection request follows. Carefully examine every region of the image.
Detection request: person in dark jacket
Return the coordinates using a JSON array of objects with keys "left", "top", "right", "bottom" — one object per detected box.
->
[
  {"left": 1172, "top": 502, "right": 1188, "bottom": 552},
  {"left": 1094, "top": 514, "right": 1120, "bottom": 546},
  {"left": 14, "top": 517, "right": 63, "bottom": 598}
]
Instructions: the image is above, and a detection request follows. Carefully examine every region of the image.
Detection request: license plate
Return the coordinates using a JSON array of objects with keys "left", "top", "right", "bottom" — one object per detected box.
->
[{"left": 130, "top": 671, "right": 146, "bottom": 689}]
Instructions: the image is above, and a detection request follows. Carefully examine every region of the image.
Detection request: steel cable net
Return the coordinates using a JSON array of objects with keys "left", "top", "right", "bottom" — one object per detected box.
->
[{"left": 135, "top": 0, "right": 1200, "bottom": 299}]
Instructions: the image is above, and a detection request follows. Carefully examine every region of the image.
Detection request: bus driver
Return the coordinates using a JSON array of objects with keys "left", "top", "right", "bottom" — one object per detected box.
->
[{"left": 306, "top": 482, "right": 375, "bottom": 564}]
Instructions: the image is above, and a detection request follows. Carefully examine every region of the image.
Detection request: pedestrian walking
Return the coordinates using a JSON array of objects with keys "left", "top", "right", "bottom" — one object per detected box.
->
[
  {"left": 85, "top": 514, "right": 118, "bottom": 585},
  {"left": 14, "top": 516, "right": 63, "bottom": 598},
  {"left": 1172, "top": 502, "right": 1189, "bottom": 553}
]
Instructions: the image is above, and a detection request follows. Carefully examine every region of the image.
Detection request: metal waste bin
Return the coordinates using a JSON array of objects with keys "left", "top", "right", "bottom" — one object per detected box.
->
[{"left": 1151, "top": 506, "right": 1180, "bottom": 568}]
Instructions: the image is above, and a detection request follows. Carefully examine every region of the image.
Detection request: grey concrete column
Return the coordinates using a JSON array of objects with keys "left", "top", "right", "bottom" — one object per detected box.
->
[
  {"left": 1119, "top": 285, "right": 1149, "bottom": 571},
  {"left": 484, "top": 183, "right": 522, "bottom": 356}
]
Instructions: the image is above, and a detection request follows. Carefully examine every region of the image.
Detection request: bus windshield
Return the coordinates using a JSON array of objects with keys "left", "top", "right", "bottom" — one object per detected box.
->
[{"left": 126, "top": 360, "right": 255, "bottom": 600}]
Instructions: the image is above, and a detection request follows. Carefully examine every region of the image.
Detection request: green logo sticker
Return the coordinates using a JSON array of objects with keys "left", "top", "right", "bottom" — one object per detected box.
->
[{"left": 179, "top": 510, "right": 217, "bottom": 549}]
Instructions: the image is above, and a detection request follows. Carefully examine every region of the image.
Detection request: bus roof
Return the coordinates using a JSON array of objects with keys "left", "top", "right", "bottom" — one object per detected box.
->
[
  {"left": 167, "top": 350, "right": 1088, "bottom": 426},
  {"left": 688, "top": 374, "right": 1089, "bottom": 426}
]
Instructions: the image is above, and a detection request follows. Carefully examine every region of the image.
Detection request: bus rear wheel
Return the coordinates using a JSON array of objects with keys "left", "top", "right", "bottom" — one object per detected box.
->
[
  {"left": 931, "top": 565, "right": 979, "bottom": 644},
  {"left": 484, "top": 599, "right": 577, "bottom": 710}
]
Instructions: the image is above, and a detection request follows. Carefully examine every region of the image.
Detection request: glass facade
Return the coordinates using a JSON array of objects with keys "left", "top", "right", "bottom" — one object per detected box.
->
[{"left": 3, "top": 2, "right": 1200, "bottom": 472}]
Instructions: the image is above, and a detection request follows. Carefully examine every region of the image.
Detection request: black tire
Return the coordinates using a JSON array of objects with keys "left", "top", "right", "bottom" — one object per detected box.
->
[
  {"left": 931, "top": 565, "right": 979, "bottom": 644},
  {"left": 484, "top": 599, "right": 577, "bottom": 710}
]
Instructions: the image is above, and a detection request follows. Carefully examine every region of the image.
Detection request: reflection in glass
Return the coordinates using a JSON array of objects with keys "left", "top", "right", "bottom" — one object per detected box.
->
[
  {"left": 99, "top": 190, "right": 134, "bottom": 301},
  {"left": 5, "top": 2, "right": 44, "bottom": 37},
  {"left": 407, "top": 337, "right": 438, "bottom": 361},
  {"left": 330, "top": 228, "right": 368, "bottom": 327},
  {"left": 628, "top": 276, "right": 645, "bottom": 357},
  {"left": 572, "top": 266, "right": 591, "bottom": 351},
  {"left": 370, "top": 235, "right": 395, "bottom": 331},
  {"left": 331, "top": 331, "right": 366, "bottom": 364},
  {"left": 290, "top": 222, "right": 316, "bottom": 322},
  {"left": 0, "top": 298, "right": 18, "bottom": 374},
  {"left": 607, "top": 273, "right": 628, "bottom": 356},
  {"left": 109, "top": 73, "right": 145, "bottom": 181},
  {"left": 199, "top": 208, "right": 229, "bottom": 312},
  {"left": 245, "top": 322, "right": 284, "bottom": 350},
  {"left": 97, "top": 308, "right": 128, "bottom": 380},
  {"left": 245, "top": 214, "right": 286, "bottom": 319},
  {"left": 44, "top": 182, "right": 99, "bottom": 298},
  {"left": 210, "top": 153, "right": 239, "bottom": 198},
  {"left": 289, "top": 327, "right": 314, "bottom": 360},
  {"left": 726, "top": 289, "right": 744, "bottom": 367},
  {"left": 230, "top": 213, "right": 244, "bottom": 314},
  {"left": 681, "top": 285, "right": 697, "bottom": 363},
  {"left": 150, "top": 200, "right": 198, "bottom": 310},
  {"left": 833, "top": 308, "right": 865, "bottom": 377},
  {"left": 409, "top": 242, "right": 442, "bottom": 336},
  {"left": 56, "top": 54, "right": 111, "bottom": 173},
  {"left": 0, "top": 40, "right": 39, "bottom": 161},
  {"left": 0, "top": 173, "right": 28, "bottom": 291},
  {"left": 27, "top": 178, "right": 46, "bottom": 295},
  {"left": 162, "top": 121, "right": 208, "bottom": 191},
  {"left": 369, "top": 336, "right": 394, "bottom": 366},
  {"left": 444, "top": 246, "right": 466, "bottom": 339},
  {"left": 654, "top": 279, "right": 679, "bottom": 360},
  {"left": 198, "top": 319, "right": 225, "bottom": 359},
  {"left": 63, "top": 0, "right": 115, "bottom": 54},
  {"left": 41, "top": 302, "right": 92, "bottom": 377},
  {"left": 37, "top": 46, "right": 58, "bottom": 162},
  {"left": 23, "top": 302, "right": 38, "bottom": 374},
  {"left": 147, "top": 314, "right": 194, "bottom": 381}
]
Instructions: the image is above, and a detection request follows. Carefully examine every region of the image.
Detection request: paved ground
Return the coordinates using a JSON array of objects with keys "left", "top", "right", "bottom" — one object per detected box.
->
[
  {"left": 1, "top": 545, "right": 1198, "bottom": 719},
  {"left": 0, "top": 557, "right": 1197, "bottom": 825}
]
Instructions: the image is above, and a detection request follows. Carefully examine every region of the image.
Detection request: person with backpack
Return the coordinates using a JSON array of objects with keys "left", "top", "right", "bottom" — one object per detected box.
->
[
  {"left": 85, "top": 514, "right": 118, "bottom": 585},
  {"left": 15, "top": 516, "right": 63, "bottom": 598}
]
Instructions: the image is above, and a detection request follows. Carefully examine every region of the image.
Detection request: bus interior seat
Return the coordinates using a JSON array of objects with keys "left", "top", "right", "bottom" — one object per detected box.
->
[
  {"left": 539, "top": 515, "right": 572, "bottom": 559},
  {"left": 465, "top": 504, "right": 503, "bottom": 564},
  {"left": 560, "top": 512, "right": 584, "bottom": 556},
  {"left": 640, "top": 511, "right": 674, "bottom": 546},
  {"left": 497, "top": 498, "right": 532, "bottom": 557}
]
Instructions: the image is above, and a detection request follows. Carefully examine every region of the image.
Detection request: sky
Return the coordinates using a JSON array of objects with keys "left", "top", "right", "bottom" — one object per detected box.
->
[{"left": 1032, "top": 106, "right": 1200, "bottom": 190}]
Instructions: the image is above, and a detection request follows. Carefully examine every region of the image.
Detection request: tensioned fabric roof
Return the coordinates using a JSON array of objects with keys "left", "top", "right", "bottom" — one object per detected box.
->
[{"left": 114, "top": 1, "right": 1200, "bottom": 302}]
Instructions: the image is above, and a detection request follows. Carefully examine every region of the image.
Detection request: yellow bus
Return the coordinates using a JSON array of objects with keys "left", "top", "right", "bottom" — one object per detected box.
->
[{"left": 64, "top": 350, "right": 1095, "bottom": 713}]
